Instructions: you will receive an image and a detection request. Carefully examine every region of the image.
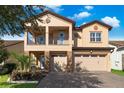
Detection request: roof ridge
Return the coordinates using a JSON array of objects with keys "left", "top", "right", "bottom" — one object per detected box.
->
[
  {"left": 80, "top": 20, "right": 112, "bottom": 31},
  {"left": 23, "top": 10, "right": 75, "bottom": 25},
  {"left": 3, "top": 41, "right": 24, "bottom": 48}
]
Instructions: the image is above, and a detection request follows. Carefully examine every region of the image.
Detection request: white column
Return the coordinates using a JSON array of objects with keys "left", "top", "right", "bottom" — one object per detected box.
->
[
  {"left": 45, "top": 51, "right": 50, "bottom": 71},
  {"left": 69, "top": 26, "right": 72, "bottom": 45},
  {"left": 32, "top": 34, "right": 36, "bottom": 44},
  {"left": 46, "top": 26, "right": 49, "bottom": 45},
  {"left": 24, "top": 30, "right": 28, "bottom": 46}
]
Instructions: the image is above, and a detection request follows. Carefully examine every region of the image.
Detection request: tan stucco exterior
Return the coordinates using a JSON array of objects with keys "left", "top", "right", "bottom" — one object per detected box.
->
[
  {"left": 23, "top": 11, "right": 113, "bottom": 72},
  {"left": 24, "top": 13, "right": 72, "bottom": 52},
  {"left": 74, "top": 23, "right": 109, "bottom": 47}
]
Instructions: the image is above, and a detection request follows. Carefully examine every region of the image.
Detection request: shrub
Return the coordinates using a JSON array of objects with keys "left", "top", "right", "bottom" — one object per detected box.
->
[
  {"left": 0, "top": 68, "right": 8, "bottom": 75},
  {"left": 11, "top": 70, "right": 45, "bottom": 81},
  {"left": 0, "top": 40, "right": 9, "bottom": 64},
  {"left": 0, "top": 63, "right": 17, "bottom": 75}
]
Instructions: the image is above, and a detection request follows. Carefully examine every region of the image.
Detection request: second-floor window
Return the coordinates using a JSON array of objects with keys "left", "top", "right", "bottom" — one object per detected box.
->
[
  {"left": 58, "top": 32, "right": 65, "bottom": 45},
  {"left": 90, "top": 32, "right": 101, "bottom": 42},
  {"left": 36, "top": 35, "right": 45, "bottom": 44},
  {"left": 27, "top": 32, "right": 34, "bottom": 44}
]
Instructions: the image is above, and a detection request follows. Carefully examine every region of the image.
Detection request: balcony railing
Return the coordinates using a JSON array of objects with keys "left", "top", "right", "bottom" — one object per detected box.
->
[{"left": 27, "top": 39, "right": 70, "bottom": 45}]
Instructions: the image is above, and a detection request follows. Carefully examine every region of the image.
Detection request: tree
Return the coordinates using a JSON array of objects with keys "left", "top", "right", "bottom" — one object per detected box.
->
[
  {"left": 0, "top": 5, "right": 46, "bottom": 37},
  {"left": 12, "top": 52, "right": 34, "bottom": 72},
  {"left": 0, "top": 40, "right": 9, "bottom": 64}
]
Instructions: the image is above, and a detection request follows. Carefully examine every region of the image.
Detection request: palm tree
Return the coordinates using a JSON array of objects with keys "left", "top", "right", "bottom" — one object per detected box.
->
[{"left": 11, "top": 52, "right": 34, "bottom": 72}]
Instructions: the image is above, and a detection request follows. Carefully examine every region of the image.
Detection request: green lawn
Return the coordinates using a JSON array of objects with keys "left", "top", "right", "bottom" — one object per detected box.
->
[
  {"left": 0, "top": 75, "right": 37, "bottom": 88},
  {"left": 111, "top": 69, "right": 124, "bottom": 76}
]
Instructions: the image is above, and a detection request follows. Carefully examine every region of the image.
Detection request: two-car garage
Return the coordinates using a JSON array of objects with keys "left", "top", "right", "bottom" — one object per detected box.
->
[
  {"left": 73, "top": 47, "right": 113, "bottom": 72},
  {"left": 74, "top": 54, "right": 108, "bottom": 71}
]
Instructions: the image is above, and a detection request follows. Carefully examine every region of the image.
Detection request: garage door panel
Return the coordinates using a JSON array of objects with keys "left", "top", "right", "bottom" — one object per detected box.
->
[
  {"left": 75, "top": 55, "right": 107, "bottom": 71},
  {"left": 53, "top": 56, "right": 67, "bottom": 71}
]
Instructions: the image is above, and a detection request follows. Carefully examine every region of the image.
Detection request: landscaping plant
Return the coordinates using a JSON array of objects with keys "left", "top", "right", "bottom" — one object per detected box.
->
[
  {"left": 11, "top": 52, "right": 33, "bottom": 72},
  {"left": 0, "top": 40, "right": 9, "bottom": 64},
  {"left": 0, "top": 63, "right": 17, "bottom": 75}
]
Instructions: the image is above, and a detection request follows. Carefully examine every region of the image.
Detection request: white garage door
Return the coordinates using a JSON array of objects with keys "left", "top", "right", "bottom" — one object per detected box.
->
[
  {"left": 53, "top": 55, "right": 67, "bottom": 71},
  {"left": 75, "top": 54, "right": 107, "bottom": 71}
]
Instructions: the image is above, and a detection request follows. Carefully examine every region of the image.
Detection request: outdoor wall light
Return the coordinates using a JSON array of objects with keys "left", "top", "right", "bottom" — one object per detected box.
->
[{"left": 90, "top": 50, "right": 93, "bottom": 54}]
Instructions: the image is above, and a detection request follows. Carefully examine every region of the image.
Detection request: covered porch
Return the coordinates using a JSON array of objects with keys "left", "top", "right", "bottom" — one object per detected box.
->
[{"left": 28, "top": 51, "right": 73, "bottom": 72}]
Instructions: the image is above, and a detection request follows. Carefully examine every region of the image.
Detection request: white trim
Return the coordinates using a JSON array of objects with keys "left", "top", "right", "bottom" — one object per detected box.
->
[{"left": 90, "top": 32, "right": 101, "bottom": 42}]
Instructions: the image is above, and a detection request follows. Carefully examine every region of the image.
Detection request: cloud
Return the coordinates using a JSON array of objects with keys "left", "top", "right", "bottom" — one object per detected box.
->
[
  {"left": 84, "top": 6, "right": 94, "bottom": 10},
  {"left": 68, "top": 12, "right": 91, "bottom": 20},
  {"left": 46, "top": 5, "right": 64, "bottom": 13},
  {"left": 101, "top": 16, "right": 120, "bottom": 28},
  {"left": 82, "top": 22, "right": 86, "bottom": 25}
]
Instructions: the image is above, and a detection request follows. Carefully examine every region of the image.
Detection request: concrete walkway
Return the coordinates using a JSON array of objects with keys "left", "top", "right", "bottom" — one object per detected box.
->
[{"left": 37, "top": 72, "right": 124, "bottom": 88}]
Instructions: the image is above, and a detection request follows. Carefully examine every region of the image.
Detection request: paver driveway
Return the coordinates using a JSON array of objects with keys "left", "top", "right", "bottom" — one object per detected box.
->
[{"left": 37, "top": 71, "right": 124, "bottom": 88}]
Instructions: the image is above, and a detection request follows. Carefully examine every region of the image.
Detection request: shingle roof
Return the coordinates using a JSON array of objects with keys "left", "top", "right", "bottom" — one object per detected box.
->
[
  {"left": 2, "top": 40, "right": 24, "bottom": 54},
  {"left": 3, "top": 40, "right": 24, "bottom": 48},
  {"left": 23, "top": 10, "right": 112, "bottom": 31},
  {"left": 109, "top": 41, "right": 124, "bottom": 47},
  {"left": 73, "top": 47, "right": 114, "bottom": 50}
]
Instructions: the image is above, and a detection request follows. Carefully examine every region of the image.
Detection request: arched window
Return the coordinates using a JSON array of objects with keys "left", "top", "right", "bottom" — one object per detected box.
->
[{"left": 58, "top": 32, "right": 65, "bottom": 44}]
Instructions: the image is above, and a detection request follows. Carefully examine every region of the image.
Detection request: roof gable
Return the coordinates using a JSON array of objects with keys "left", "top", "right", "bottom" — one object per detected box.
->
[
  {"left": 80, "top": 20, "right": 112, "bottom": 31},
  {"left": 24, "top": 10, "right": 75, "bottom": 26}
]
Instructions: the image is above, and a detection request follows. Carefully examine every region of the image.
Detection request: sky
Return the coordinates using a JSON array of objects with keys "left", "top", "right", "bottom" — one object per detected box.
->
[{"left": 2, "top": 5, "right": 124, "bottom": 41}]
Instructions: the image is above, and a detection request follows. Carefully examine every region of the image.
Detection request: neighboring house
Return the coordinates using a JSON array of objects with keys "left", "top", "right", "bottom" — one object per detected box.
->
[
  {"left": 22, "top": 10, "right": 114, "bottom": 72},
  {"left": 3, "top": 40, "right": 24, "bottom": 63},
  {"left": 109, "top": 41, "right": 124, "bottom": 70},
  {"left": 4, "top": 40, "right": 24, "bottom": 54}
]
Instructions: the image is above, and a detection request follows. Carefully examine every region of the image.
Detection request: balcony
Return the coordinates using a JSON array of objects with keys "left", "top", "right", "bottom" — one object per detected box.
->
[{"left": 24, "top": 26, "right": 72, "bottom": 51}]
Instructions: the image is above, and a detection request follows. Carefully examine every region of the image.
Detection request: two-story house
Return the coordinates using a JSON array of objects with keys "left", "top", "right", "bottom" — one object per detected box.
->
[{"left": 23, "top": 10, "right": 114, "bottom": 72}]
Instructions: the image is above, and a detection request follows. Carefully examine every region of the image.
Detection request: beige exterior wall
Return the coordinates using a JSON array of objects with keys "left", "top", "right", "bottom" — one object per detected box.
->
[
  {"left": 25, "top": 45, "right": 72, "bottom": 51},
  {"left": 25, "top": 14, "right": 72, "bottom": 27},
  {"left": 24, "top": 13, "right": 73, "bottom": 52},
  {"left": 73, "top": 23, "right": 111, "bottom": 72},
  {"left": 75, "top": 23, "right": 109, "bottom": 47}
]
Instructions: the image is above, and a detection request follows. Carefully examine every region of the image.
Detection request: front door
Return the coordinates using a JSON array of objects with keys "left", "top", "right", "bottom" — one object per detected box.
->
[{"left": 40, "top": 55, "right": 45, "bottom": 69}]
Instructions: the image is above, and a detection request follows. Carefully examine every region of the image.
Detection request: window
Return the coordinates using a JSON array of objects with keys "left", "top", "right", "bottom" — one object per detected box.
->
[
  {"left": 90, "top": 33, "right": 95, "bottom": 42},
  {"left": 27, "top": 32, "right": 34, "bottom": 44},
  {"left": 58, "top": 32, "right": 65, "bottom": 44},
  {"left": 96, "top": 33, "right": 101, "bottom": 41},
  {"left": 60, "top": 33, "right": 64, "bottom": 37},
  {"left": 90, "top": 32, "right": 101, "bottom": 42},
  {"left": 36, "top": 35, "right": 45, "bottom": 44}
]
